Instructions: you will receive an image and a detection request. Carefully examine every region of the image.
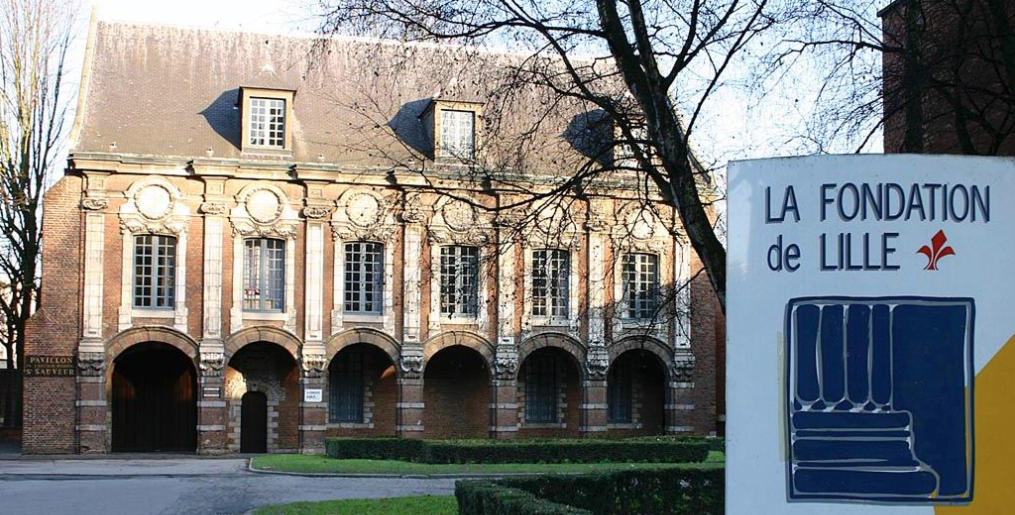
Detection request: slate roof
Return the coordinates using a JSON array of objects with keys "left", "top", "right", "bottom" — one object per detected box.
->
[{"left": 71, "top": 21, "right": 599, "bottom": 176}]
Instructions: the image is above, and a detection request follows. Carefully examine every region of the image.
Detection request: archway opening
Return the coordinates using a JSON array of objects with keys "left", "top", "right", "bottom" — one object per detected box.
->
[
  {"left": 518, "top": 346, "right": 581, "bottom": 438},
  {"left": 111, "top": 342, "right": 196, "bottom": 452},
  {"left": 423, "top": 345, "right": 490, "bottom": 439},
  {"left": 225, "top": 342, "right": 298, "bottom": 453},
  {"left": 327, "top": 343, "right": 398, "bottom": 436},
  {"left": 608, "top": 349, "right": 667, "bottom": 436}
]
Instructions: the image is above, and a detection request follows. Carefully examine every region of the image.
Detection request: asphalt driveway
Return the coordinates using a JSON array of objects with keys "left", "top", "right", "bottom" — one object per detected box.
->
[{"left": 0, "top": 458, "right": 457, "bottom": 515}]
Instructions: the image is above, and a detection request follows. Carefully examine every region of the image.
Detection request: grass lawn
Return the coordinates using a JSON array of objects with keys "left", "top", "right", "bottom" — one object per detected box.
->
[
  {"left": 251, "top": 450, "right": 725, "bottom": 475},
  {"left": 253, "top": 495, "right": 457, "bottom": 515}
]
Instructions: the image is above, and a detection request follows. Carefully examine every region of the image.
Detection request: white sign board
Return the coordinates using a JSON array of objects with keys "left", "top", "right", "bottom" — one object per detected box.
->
[
  {"left": 728, "top": 155, "right": 1015, "bottom": 514},
  {"left": 304, "top": 388, "right": 323, "bottom": 403}
]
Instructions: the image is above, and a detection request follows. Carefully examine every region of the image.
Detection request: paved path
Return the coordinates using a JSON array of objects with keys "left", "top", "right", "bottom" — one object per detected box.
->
[{"left": 0, "top": 458, "right": 457, "bottom": 515}]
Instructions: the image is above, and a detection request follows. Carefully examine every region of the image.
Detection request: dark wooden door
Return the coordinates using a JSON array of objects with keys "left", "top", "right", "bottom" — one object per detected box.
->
[
  {"left": 240, "top": 391, "right": 268, "bottom": 453},
  {"left": 111, "top": 343, "right": 196, "bottom": 452}
]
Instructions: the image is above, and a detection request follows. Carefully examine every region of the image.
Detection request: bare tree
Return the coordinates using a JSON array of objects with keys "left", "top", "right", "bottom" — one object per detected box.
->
[
  {"left": 0, "top": 0, "right": 74, "bottom": 428},
  {"left": 763, "top": 0, "right": 1015, "bottom": 155},
  {"left": 309, "top": 0, "right": 792, "bottom": 313}
]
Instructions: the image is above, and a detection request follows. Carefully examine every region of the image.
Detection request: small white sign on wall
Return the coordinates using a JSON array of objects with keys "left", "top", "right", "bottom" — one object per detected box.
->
[{"left": 303, "top": 388, "right": 323, "bottom": 403}]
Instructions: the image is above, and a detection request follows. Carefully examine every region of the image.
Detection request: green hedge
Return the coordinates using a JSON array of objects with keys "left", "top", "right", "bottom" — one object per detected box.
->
[
  {"left": 325, "top": 437, "right": 709, "bottom": 465},
  {"left": 456, "top": 467, "right": 724, "bottom": 515},
  {"left": 455, "top": 481, "right": 591, "bottom": 515},
  {"left": 325, "top": 437, "right": 425, "bottom": 461}
]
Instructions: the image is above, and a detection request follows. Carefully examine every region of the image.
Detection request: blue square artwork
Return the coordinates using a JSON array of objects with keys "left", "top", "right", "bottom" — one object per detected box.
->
[{"left": 785, "top": 297, "right": 974, "bottom": 504}]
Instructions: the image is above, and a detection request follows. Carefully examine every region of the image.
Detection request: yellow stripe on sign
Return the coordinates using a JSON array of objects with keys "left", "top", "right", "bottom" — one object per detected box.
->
[{"left": 937, "top": 335, "right": 1015, "bottom": 514}]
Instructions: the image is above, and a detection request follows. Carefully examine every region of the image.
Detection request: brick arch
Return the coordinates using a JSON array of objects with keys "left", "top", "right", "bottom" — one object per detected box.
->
[
  {"left": 518, "top": 332, "right": 587, "bottom": 375},
  {"left": 608, "top": 335, "right": 674, "bottom": 380},
  {"left": 422, "top": 331, "right": 494, "bottom": 371},
  {"left": 224, "top": 326, "right": 301, "bottom": 361},
  {"left": 106, "top": 326, "right": 199, "bottom": 363},
  {"left": 325, "top": 328, "right": 400, "bottom": 365}
]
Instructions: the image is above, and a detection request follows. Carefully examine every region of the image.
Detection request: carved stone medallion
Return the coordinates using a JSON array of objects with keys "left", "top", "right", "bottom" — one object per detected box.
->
[
  {"left": 247, "top": 189, "right": 283, "bottom": 224},
  {"left": 346, "top": 192, "right": 381, "bottom": 228},
  {"left": 442, "top": 200, "right": 476, "bottom": 232},
  {"left": 136, "top": 184, "right": 173, "bottom": 220}
]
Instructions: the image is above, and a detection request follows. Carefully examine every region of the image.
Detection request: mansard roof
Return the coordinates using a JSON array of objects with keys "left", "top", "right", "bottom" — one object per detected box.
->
[{"left": 70, "top": 21, "right": 602, "bottom": 177}]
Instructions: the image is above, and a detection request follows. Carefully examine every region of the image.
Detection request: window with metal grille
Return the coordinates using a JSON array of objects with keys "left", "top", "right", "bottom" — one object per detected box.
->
[
  {"left": 249, "top": 97, "right": 286, "bottom": 148},
  {"left": 532, "top": 249, "right": 569, "bottom": 318},
  {"left": 133, "top": 234, "right": 176, "bottom": 308},
  {"left": 622, "top": 253, "right": 659, "bottom": 319},
  {"left": 244, "top": 238, "right": 285, "bottom": 311},
  {"left": 440, "top": 109, "right": 475, "bottom": 159},
  {"left": 344, "top": 242, "right": 384, "bottom": 314},
  {"left": 440, "top": 245, "right": 479, "bottom": 316},
  {"left": 607, "top": 360, "right": 633, "bottom": 423},
  {"left": 328, "top": 351, "right": 364, "bottom": 423},
  {"left": 525, "top": 353, "right": 559, "bottom": 423}
]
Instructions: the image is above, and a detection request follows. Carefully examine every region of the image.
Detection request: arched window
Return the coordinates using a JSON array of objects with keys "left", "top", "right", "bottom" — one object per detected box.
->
[
  {"left": 133, "top": 234, "right": 177, "bottom": 309},
  {"left": 244, "top": 238, "right": 285, "bottom": 311},
  {"left": 344, "top": 241, "right": 384, "bottom": 314}
]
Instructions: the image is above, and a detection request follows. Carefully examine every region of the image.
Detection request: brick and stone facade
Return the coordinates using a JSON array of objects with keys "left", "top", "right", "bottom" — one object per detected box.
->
[{"left": 22, "top": 20, "right": 724, "bottom": 454}]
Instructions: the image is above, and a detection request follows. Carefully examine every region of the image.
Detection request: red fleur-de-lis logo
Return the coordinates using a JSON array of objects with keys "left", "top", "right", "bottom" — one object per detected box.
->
[{"left": 917, "top": 230, "right": 955, "bottom": 270}]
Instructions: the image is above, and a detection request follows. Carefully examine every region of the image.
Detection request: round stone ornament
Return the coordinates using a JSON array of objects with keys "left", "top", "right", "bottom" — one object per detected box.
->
[{"left": 136, "top": 184, "right": 173, "bottom": 220}]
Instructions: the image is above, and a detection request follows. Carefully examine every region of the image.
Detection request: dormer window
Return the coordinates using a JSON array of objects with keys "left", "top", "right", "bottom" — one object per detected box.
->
[
  {"left": 420, "top": 99, "right": 483, "bottom": 161},
  {"left": 249, "top": 97, "right": 286, "bottom": 148},
  {"left": 240, "top": 87, "right": 295, "bottom": 152},
  {"left": 441, "top": 109, "right": 475, "bottom": 159},
  {"left": 615, "top": 123, "right": 648, "bottom": 163}
]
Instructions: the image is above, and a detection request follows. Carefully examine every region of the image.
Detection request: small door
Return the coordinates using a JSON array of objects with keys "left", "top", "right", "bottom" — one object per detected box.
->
[{"left": 240, "top": 391, "right": 268, "bottom": 453}]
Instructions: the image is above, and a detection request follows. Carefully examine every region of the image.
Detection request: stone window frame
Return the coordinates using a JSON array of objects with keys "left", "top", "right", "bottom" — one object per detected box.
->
[
  {"left": 439, "top": 244, "right": 481, "bottom": 317},
  {"left": 229, "top": 184, "right": 300, "bottom": 334},
  {"left": 342, "top": 241, "right": 385, "bottom": 315},
  {"left": 117, "top": 176, "right": 190, "bottom": 333},
  {"left": 240, "top": 87, "right": 295, "bottom": 153},
  {"left": 522, "top": 243, "right": 580, "bottom": 335},
  {"left": 427, "top": 197, "right": 492, "bottom": 336},
  {"left": 331, "top": 189, "right": 397, "bottom": 334},
  {"left": 131, "top": 233, "right": 178, "bottom": 310},
  {"left": 421, "top": 99, "right": 484, "bottom": 162},
  {"left": 241, "top": 237, "right": 287, "bottom": 313},
  {"left": 519, "top": 203, "right": 582, "bottom": 338},
  {"left": 610, "top": 202, "right": 673, "bottom": 339}
]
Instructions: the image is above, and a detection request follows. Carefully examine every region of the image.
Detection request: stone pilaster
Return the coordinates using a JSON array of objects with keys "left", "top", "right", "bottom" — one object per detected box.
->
[
  {"left": 76, "top": 351, "right": 107, "bottom": 453},
  {"left": 402, "top": 221, "right": 424, "bottom": 343},
  {"left": 299, "top": 354, "right": 327, "bottom": 454},
  {"left": 580, "top": 350, "right": 609, "bottom": 437},
  {"left": 665, "top": 353, "right": 696, "bottom": 434},
  {"left": 396, "top": 352, "right": 425, "bottom": 438},
  {"left": 304, "top": 213, "right": 327, "bottom": 356},
  {"left": 80, "top": 211, "right": 105, "bottom": 353},
  {"left": 490, "top": 354, "right": 519, "bottom": 439},
  {"left": 197, "top": 352, "right": 228, "bottom": 454}
]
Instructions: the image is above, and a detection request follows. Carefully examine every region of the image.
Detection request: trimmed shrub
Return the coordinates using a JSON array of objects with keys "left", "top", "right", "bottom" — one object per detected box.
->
[
  {"left": 502, "top": 467, "right": 724, "bottom": 515},
  {"left": 324, "top": 437, "right": 709, "bottom": 465},
  {"left": 457, "top": 468, "right": 724, "bottom": 515},
  {"left": 325, "top": 437, "right": 425, "bottom": 460},
  {"left": 455, "top": 480, "right": 592, "bottom": 515}
]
